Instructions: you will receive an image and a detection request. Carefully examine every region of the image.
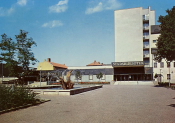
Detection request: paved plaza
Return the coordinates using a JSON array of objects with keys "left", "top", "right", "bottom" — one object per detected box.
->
[{"left": 0, "top": 85, "right": 175, "bottom": 123}]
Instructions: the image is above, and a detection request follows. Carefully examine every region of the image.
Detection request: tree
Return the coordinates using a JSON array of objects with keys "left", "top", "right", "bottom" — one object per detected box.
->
[
  {"left": 155, "top": 6, "right": 175, "bottom": 62},
  {"left": 75, "top": 70, "right": 82, "bottom": 82},
  {"left": 154, "top": 73, "right": 158, "bottom": 78},
  {"left": 16, "top": 30, "right": 38, "bottom": 79},
  {"left": 0, "top": 30, "right": 38, "bottom": 84},
  {"left": 96, "top": 72, "right": 103, "bottom": 82},
  {"left": 155, "top": 6, "right": 175, "bottom": 86},
  {"left": 0, "top": 34, "right": 19, "bottom": 77}
]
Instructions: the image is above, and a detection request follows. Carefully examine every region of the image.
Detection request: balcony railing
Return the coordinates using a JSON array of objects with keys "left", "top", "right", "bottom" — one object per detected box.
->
[
  {"left": 143, "top": 15, "right": 149, "bottom": 21},
  {"left": 143, "top": 26, "right": 149, "bottom": 30},
  {"left": 143, "top": 54, "right": 150, "bottom": 58},
  {"left": 144, "top": 63, "right": 150, "bottom": 67},
  {"left": 143, "top": 35, "right": 149, "bottom": 40},
  {"left": 143, "top": 16, "right": 149, "bottom": 23},
  {"left": 143, "top": 45, "right": 149, "bottom": 48}
]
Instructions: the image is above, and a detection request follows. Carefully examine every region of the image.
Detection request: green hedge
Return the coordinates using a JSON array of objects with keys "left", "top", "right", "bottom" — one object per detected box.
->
[
  {"left": 158, "top": 82, "right": 175, "bottom": 90},
  {"left": 158, "top": 82, "right": 169, "bottom": 87},
  {"left": 0, "top": 85, "right": 39, "bottom": 111}
]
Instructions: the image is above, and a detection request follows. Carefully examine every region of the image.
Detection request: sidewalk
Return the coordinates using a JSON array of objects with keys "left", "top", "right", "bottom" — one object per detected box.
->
[{"left": 0, "top": 85, "right": 175, "bottom": 123}]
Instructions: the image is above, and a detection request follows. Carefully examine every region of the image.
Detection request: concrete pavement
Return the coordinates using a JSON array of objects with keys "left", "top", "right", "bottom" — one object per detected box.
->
[{"left": 0, "top": 85, "right": 175, "bottom": 123}]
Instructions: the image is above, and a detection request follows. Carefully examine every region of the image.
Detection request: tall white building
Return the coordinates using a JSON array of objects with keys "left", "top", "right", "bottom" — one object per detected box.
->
[
  {"left": 113, "top": 7, "right": 156, "bottom": 81},
  {"left": 114, "top": 7, "right": 155, "bottom": 64},
  {"left": 113, "top": 6, "right": 175, "bottom": 83}
]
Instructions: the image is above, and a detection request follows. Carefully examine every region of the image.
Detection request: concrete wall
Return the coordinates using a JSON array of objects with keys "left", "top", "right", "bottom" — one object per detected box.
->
[{"left": 114, "top": 7, "right": 143, "bottom": 62}]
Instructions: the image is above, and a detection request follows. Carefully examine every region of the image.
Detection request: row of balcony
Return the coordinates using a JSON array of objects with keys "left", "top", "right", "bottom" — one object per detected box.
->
[{"left": 143, "top": 15, "right": 150, "bottom": 67}]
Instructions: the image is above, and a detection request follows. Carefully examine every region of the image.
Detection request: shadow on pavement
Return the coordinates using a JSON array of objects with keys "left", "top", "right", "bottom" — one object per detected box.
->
[
  {"left": 168, "top": 104, "right": 175, "bottom": 108},
  {"left": 153, "top": 85, "right": 162, "bottom": 87}
]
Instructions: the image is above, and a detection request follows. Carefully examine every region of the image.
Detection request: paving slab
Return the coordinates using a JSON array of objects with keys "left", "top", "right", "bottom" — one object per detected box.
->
[{"left": 0, "top": 85, "right": 175, "bottom": 123}]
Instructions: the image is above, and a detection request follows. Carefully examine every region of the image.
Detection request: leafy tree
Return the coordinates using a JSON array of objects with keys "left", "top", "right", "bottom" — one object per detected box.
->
[
  {"left": 75, "top": 70, "right": 82, "bottom": 82},
  {"left": 96, "top": 72, "right": 103, "bottom": 82},
  {"left": 0, "top": 30, "right": 38, "bottom": 84},
  {"left": 155, "top": 6, "right": 175, "bottom": 62},
  {"left": 154, "top": 73, "right": 158, "bottom": 78},
  {"left": 0, "top": 34, "right": 19, "bottom": 77},
  {"left": 16, "top": 30, "right": 38, "bottom": 79},
  {"left": 155, "top": 6, "right": 175, "bottom": 87}
]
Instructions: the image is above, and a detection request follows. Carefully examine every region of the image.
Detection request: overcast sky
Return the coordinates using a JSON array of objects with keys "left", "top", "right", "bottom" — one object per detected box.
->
[{"left": 0, "top": 0, "right": 174, "bottom": 67}]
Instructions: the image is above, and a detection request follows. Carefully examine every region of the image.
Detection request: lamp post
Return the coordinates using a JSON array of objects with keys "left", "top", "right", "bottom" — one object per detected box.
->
[
  {"left": 169, "top": 65, "right": 170, "bottom": 87},
  {"left": 2, "top": 63, "right": 3, "bottom": 83},
  {"left": 47, "top": 72, "right": 49, "bottom": 85},
  {"left": 160, "top": 69, "right": 161, "bottom": 83},
  {"left": 40, "top": 66, "right": 42, "bottom": 87}
]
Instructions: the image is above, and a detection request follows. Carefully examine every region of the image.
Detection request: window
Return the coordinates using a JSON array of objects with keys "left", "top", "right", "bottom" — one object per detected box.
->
[
  {"left": 160, "top": 62, "right": 164, "bottom": 68},
  {"left": 153, "top": 54, "right": 156, "bottom": 59},
  {"left": 167, "top": 74, "right": 171, "bottom": 80},
  {"left": 154, "top": 62, "right": 157, "bottom": 68},
  {"left": 143, "top": 32, "right": 149, "bottom": 36},
  {"left": 153, "top": 40, "right": 157, "bottom": 43},
  {"left": 167, "top": 62, "right": 170, "bottom": 68},
  {"left": 89, "top": 75, "right": 93, "bottom": 80},
  {"left": 143, "top": 23, "right": 149, "bottom": 29},
  {"left": 143, "top": 50, "right": 149, "bottom": 54}
]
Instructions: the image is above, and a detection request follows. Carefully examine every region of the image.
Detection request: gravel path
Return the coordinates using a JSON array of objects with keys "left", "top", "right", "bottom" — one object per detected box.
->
[{"left": 0, "top": 85, "right": 175, "bottom": 123}]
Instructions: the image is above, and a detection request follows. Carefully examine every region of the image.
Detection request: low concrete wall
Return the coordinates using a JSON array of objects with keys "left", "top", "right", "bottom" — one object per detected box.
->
[
  {"left": 33, "top": 85, "right": 103, "bottom": 96},
  {"left": 114, "top": 81, "right": 154, "bottom": 85}
]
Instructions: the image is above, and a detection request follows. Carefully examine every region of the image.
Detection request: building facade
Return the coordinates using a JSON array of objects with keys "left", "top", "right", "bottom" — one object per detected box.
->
[
  {"left": 150, "top": 25, "right": 175, "bottom": 83},
  {"left": 113, "top": 7, "right": 155, "bottom": 81},
  {"left": 68, "top": 65, "right": 113, "bottom": 82},
  {"left": 36, "top": 59, "right": 114, "bottom": 83},
  {"left": 37, "top": 58, "right": 67, "bottom": 71},
  {"left": 114, "top": 7, "right": 175, "bottom": 83}
]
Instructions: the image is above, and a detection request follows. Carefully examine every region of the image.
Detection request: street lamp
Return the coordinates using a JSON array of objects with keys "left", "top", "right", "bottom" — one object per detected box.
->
[
  {"left": 47, "top": 72, "right": 50, "bottom": 85},
  {"left": 2, "top": 63, "right": 3, "bottom": 83},
  {"left": 160, "top": 69, "right": 161, "bottom": 83},
  {"left": 40, "top": 66, "right": 42, "bottom": 87}
]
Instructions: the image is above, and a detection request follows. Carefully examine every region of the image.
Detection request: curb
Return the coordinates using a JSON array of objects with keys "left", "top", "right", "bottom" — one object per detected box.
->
[{"left": 0, "top": 99, "right": 51, "bottom": 115}]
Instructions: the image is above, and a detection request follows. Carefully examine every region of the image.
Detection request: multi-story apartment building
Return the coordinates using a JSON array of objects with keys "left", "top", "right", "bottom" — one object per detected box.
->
[
  {"left": 113, "top": 7, "right": 156, "bottom": 81},
  {"left": 151, "top": 25, "right": 175, "bottom": 83}
]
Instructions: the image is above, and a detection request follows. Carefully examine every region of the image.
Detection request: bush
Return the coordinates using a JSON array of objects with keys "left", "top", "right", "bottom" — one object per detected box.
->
[
  {"left": 0, "top": 84, "right": 38, "bottom": 111},
  {"left": 158, "top": 82, "right": 169, "bottom": 87}
]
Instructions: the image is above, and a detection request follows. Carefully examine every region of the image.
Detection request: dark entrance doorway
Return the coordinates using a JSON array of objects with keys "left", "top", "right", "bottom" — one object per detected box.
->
[
  {"left": 114, "top": 74, "right": 152, "bottom": 81},
  {"left": 113, "top": 67, "right": 152, "bottom": 81}
]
